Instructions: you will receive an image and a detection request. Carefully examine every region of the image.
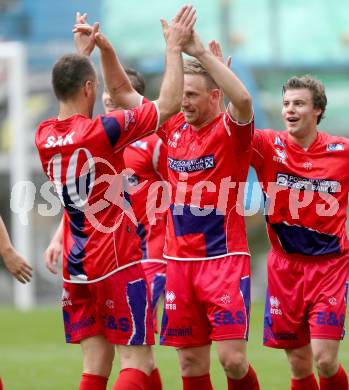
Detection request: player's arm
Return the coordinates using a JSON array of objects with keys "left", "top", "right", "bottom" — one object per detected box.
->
[
  {"left": 208, "top": 40, "right": 232, "bottom": 112},
  {"left": 184, "top": 32, "right": 252, "bottom": 123},
  {"left": 73, "top": 14, "right": 141, "bottom": 109},
  {"left": 0, "top": 216, "right": 32, "bottom": 283},
  {"left": 44, "top": 218, "right": 63, "bottom": 275},
  {"left": 154, "top": 5, "right": 196, "bottom": 125}
]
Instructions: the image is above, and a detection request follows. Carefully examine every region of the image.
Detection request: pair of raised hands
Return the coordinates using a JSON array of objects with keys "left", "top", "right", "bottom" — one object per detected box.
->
[{"left": 72, "top": 5, "right": 228, "bottom": 62}]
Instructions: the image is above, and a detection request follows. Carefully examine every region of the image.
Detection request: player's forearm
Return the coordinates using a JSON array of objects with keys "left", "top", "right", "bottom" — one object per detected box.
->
[
  {"left": 99, "top": 46, "right": 140, "bottom": 109},
  {"left": 0, "top": 217, "right": 14, "bottom": 257},
  {"left": 197, "top": 50, "right": 252, "bottom": 122},
  {"left": 157, "top": 48, "right": 183, "bottom": 124}
]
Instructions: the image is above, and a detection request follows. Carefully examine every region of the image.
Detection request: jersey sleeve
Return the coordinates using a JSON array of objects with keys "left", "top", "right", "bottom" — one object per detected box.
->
[
  {"left": 223, "top": 111, "right": 254, "bottom": 153},
  {"left": 98, "top": 101, "right": 160, "bottom": 152}
]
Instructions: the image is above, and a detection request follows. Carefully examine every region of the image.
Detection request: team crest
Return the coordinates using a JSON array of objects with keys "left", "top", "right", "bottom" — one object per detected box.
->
[{"left": 326, "top": 143, "right": 344, "bottom": 151}]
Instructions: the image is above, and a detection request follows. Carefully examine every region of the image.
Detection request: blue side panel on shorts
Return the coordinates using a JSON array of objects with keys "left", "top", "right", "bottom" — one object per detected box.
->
[
  {"left": 62, "top": 182, "right": 88, "bottom": 277},
  {"left": 270, "top": 221, "right": 340, "bottom": 256},
  {"left": 170, "top": 204, "right": 227, "bottom": 257},
  {"left": 136, "top": 223, "right": 148, "bottom": 259},
  {"left": 263, "top": 288, "right": 273, "bottom": 344},
  {"left": 127, "top": 279, "right": 147, "bottom": 345},
  {"left": 159, "top": 307, "right": 169, "bottom": 345},
  {"left": 63, "top": 309, "right": 71, "bottom": 343},
  {"left": 240, "top": 276, "right": 251, "bottom": 340},
  {"left": 101, "top": 115, "right": 121, "bottom": 147},
  {"left": 342, "top": 281, "right": 349, "bottom": 338},
  {"left": 152, "top": 274, "right": 166, "bottom": 312}
]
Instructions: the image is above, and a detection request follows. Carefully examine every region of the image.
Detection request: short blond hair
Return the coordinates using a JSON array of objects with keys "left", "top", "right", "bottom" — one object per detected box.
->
[{"left": 184, "top": 58, "right": 218, "bottom": 90}]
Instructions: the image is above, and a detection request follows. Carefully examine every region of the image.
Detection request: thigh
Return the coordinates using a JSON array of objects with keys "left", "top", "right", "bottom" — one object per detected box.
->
[
  {"left": 160, "top": 260, "right": 211, "bottom": 348},
  {"left": 308, "top": 256, "right": 349, "bottom": 340},
  {"left": 195, "top": 255, "right": 251, "bottom": 341},
  {"left": 263, "top": 251, "right": 310, "bottom": 349},
  {"left": 62, "top": 282, "right": 101, "bottom": 343},
  {"left": 96, "top": 264, "right": 155, "bottom": 346}
]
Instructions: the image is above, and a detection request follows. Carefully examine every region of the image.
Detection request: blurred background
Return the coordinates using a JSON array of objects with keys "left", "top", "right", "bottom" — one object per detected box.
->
[{"left": 0, "top": 0, "right": 349, "bottom": 315}]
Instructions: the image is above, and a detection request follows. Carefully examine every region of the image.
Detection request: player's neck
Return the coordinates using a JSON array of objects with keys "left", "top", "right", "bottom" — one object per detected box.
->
[
  {"left": 288, "top": 130, "right": 318, "bottom": 150},
  {"left": 58, "top": 101, "right": 91, "bottom": 120}
]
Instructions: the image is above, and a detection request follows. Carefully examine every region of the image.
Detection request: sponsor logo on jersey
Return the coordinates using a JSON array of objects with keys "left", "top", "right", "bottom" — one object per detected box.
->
[
  {"left": 168, "top": 155, "right": 215, "bottom": 173},
  {"left": 270, "top": 296, "right": 282, "bottom": 315},
  {"left": 168, "top": 131, "right": 182, "bottom": 148},
  {"left": 165, "top": 290, "right": 176, "bottom": 310},
  {"left": 273, "top": 148, "right": 288, "bottom": 164},
  {"left": 131, "top": 140, "right": 148, "bottom": 150},
  {"left": 274, "top": 136, "right": 286, "bottom": 148},
  {"left": 44, "top": 132, "right": 75, "bottom": 148},
  {"left": 326, "top": 143, "right": 344, "bottom": 151},
  {"left": 276, "top": 172, "right": 339, "bottom": 193},
  {"left": 303, "top": 162, "right": 313, "bottom": 170}
]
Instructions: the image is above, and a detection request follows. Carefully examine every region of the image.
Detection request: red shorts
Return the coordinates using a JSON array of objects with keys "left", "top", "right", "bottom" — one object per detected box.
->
[
  {"left": 264, "top": 250, "right": 349, "bottom": 349},
  {"left": 160, "top": 255, "right": 251, "bottom": 348},
  {"left": 142, "top": 260, "right": 166, "bottom": 332},
  {"left": 62, "top": 263, "right": 155, "bottom": 345}
]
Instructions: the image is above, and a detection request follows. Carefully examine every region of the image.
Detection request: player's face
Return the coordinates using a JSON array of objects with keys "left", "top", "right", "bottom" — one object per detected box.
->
[
  {"left": 182, "top": 74, "right": 219, "bottom": 128},
  {"left": 282, "top": 88, "right": 321, "bottom": 140},
  {"left": 102, "top": 91, "right": 119, "bottom": 113}
]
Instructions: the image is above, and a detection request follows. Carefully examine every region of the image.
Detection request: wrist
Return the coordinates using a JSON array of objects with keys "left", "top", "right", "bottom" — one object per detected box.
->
[
  {"left": 1, "top": 244, "right": 14, "bottom": 258},
  {"left": 166, "top": 45, "right": 182, "bottom": 54},
  {"left": 196, "top": 48, "right": 210, "bottom": 61}
]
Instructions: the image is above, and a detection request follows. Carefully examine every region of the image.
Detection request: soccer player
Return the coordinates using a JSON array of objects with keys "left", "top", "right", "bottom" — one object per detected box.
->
[
  {"left": 35, "top": 6, "right": 196, "bottom": 390},
  {"left": 105, "top": 26, "right": 260, "bottom": 390},
  {"left": 46, "top": 71, "right": 167, "bottom": 389},
  {"left": 252, "top": 75, "right": 349, "bottom": 390},
  {"left": 0, "top": 216, "right": 32, "bottom": 283}
]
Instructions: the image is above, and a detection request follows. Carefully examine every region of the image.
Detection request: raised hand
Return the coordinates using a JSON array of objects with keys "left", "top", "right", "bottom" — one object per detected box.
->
[
  {"left": 73, "top": 12, "right": 99, "bottom": 56},
  {"left": 160, "top": 5, "right": 196, "bottom": 51},
  {"left": 208, "top": 40, "right": 232, "bottom": 68},
  {"left": 182, "top": 29, "right": 206, "bottom": 58}
]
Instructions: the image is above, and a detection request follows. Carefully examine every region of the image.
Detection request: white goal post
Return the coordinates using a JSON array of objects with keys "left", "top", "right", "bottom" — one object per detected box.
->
[{"left": 0, "top": 41, "right": 34, "bottom": 309}]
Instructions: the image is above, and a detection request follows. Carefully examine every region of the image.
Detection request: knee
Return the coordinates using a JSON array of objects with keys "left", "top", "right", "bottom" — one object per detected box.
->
[
  {"left": 179, "top": 350, "right": 210, "bottom": 377},
  {"left": 287, "top": 351, "right": 313, "bottom": 379},
  {"left": 84, "top": 344, "right": 115, "bottom": 377},
  {"left": 314, "top": 352, "right": 338, "bottom": 377},
  {"left": 219, "top": 351, "right": 248, "bottom": 379},
  {"left": 119, "top": 346, "right": 155, "bottom": 375}
]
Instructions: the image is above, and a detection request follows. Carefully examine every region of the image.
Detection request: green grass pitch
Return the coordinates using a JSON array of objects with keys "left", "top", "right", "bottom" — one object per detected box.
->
[{"left": 0, "top": 302, "right": 348, "bottom": 389}]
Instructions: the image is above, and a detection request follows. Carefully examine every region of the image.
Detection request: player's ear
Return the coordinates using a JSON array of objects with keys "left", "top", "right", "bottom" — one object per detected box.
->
[
  {"left": 210, "top": 88, "right": 220, "bottom": 102},
  {"left": 84, "top": 80, "right": 95, "bottom": 98}
]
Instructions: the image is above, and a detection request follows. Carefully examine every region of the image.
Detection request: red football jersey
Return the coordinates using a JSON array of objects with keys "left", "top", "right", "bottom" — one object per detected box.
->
[
  {"left": 123, "top": 134, "right": 167, "bottom": 259},
  {"left": 158, "top": 111, "right": 254, "bottom": 260},
  {"left": 252, "top": 129, "right": 349, "bottom": 257},
  {"left": 36, "top": 102, "right": 160, "bottom": 283}
]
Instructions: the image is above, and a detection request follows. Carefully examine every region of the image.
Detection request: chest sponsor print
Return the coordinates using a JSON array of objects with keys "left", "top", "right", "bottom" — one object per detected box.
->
[
  {"left": 276, "top": 172, "right": 339, "bottom": 194},
  {"left": 168, "top": 155, "right": 215, "bottom": 173}
]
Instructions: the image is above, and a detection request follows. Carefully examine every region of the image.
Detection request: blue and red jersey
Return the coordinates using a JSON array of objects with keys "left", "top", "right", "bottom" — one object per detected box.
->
[
  {"left": 35, "top": 102, "right": 160, "bottom": 283},
  {"left": 123, "top": 133, "right": 168, "bottom": 260},
  {"left": 158, "top": 111, "right": 254, "bottom": 260},
  {"left": 252, "top": 129, "right": 349, "bottom": 258}
]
